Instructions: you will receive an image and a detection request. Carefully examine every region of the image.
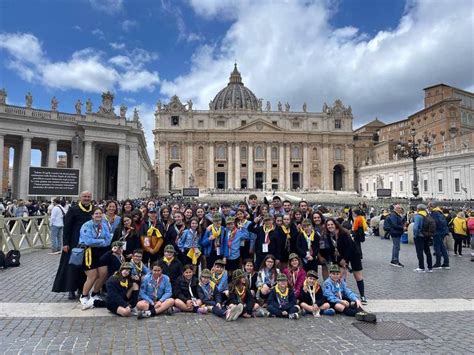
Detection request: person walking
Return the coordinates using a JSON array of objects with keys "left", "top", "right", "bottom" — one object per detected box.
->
[
  {"left": 429, "top": 202, "right": 450, "bottom": 269},
  {"left": 385, "top": 204, "right": 405, "bottom": 267},
  {"left": 412, "top": 204, "right": 433, "bottom": 273},
  {"left": 49, "top": 198, "right": 67, "bottom": 254},
  {"left": 467, "top": 212, "right": 474, "bottom": 262}
]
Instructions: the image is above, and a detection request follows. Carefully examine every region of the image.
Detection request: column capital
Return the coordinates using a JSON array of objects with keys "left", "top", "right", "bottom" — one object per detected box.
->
[
  {"left": 23, "top": 136, "right": 32, "bottom": 142},
  {"left": 49, "top": 138, "right": 58, "bottom": 143}
]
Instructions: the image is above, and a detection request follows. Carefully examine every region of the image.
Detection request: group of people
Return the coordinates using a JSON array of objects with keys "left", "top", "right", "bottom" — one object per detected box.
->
[
  {"left": 382, "top": 202, "right": 474, "bottom": 271},
  {"left": 52, "top": 191, "right": 376, "bottom": 322}
]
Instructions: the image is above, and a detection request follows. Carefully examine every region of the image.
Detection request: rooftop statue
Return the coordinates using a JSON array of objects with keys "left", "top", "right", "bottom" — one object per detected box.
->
[
  {"left": 25, "top": 92, "right": 32, "bottom": 108},
  {"left": 75, "top": 99, "right": 82, "bottom": 114}
]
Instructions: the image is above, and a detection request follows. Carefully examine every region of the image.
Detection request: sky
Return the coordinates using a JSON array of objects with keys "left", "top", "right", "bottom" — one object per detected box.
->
[{"left": 0, "top": 0, "right": 473, "bottom": 164}]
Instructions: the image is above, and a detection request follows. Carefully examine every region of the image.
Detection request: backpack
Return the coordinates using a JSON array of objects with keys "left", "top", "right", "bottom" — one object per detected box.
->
[
  {"left": 421, "top": 215, "right": 437, "bottom": 238},
  {"left": 467, "top": 217, "right": 474, "bottom": 234},
  {"left": 5, "top": 250, "right": 20, "bottom": 267},
  {"left": 0, "top": 251, "right": 6, "bottom": 268}
]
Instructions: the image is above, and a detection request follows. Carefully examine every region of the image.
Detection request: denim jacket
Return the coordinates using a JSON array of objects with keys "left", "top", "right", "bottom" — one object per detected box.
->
[
  {"left": 201, "top": 226, "right": 227, "bottom": 257},
  {"left": 139, "top": 273, "right": 172, "bottom": 303},
  {"left": 177, "top": 229, "right": 201, "bottom": 252},
  {"left": 323, "top": 277, "right": 359, "bottom": 303},
  {"left": 79, "top": 220, "right": 112, "bottom": 247}
]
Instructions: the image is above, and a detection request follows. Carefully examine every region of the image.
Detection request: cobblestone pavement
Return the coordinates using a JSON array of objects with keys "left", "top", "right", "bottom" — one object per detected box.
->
[{"left": 0, "top": 237, "right": 473, "bottom": 354}]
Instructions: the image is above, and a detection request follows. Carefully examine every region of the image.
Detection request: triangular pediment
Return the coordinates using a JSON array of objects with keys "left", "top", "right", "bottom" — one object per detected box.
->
[{"left": 234, "top": 119, "right": 284, "bottom": 132}]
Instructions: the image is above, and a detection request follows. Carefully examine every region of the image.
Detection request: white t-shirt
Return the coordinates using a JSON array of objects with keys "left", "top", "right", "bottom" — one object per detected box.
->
[{"left": 50, "top": 205, "right": 66, "bottom": 227}]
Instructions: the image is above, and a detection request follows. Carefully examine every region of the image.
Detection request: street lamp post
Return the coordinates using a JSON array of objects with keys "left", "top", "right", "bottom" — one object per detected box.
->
[{"left": 396, "top": 128, "right": 432, "bottom": 203}]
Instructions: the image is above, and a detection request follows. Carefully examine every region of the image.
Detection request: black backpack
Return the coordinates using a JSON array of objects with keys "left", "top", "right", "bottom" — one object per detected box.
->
[
  {"left": 0, "top": 251, "right": 6, "bottom": 269},
  {"left": 422, "top": 215, "right": 437, "bottom": 238},
  {"left": 5, "top": 250, "right": 20, "bottom": 267}
]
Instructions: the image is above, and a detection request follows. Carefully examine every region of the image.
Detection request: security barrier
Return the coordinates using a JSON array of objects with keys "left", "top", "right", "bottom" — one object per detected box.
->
[{"left": 0, "top": 215, "right": 50, "bottom": 252}]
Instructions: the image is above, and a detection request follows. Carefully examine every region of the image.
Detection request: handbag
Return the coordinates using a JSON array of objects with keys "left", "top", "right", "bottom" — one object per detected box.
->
[{"left": 69, "top": 246, "right": 85, "bottom": 266}]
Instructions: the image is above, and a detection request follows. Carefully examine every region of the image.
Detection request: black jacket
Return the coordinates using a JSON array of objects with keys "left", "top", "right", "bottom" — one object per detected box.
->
[
  {"left": 52, "top": 204, "right": 92, "bottom": 292},
  {"left": 106, "top": 275, "right": 131, "bottom": 308},
  {"left": 296, "top": 232, "right": 320, "bottom": 261},
  {"left": 298, "top": 284, "right": 326, "bottom": 306},
  {"left": 227, "top": 285, "right": 256, "bottom": 314},
  {"left": 112, "top": 226, "right": 140, "bottom": 257},
  {"left": 100, "top": 251, "right": 124, "bottom": 278},
  {"left": 333, "top": 230, "right": 360, "bottom": 262},
  {"left": 248, "top": 222, "right": 281, "bottom": 258},
  {"left": 159, "top": 257, "right": 183, "bottom": 284},
  {"left": 173, "top": 275, "right": 199, "bottom": 302},
  {"left": 197, "top": 283, "right": 222, "bottom": 306},
  {"left": 267, "top": 287, "right": 297, "bottom": 311}
]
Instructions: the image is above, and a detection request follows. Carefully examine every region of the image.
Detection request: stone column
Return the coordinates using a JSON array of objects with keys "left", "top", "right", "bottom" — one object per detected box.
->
[
  {"left": 117, "top": 144, "right": 128, "bottom": 200},
  {"left": 227, "top": 144, "right": 233, "bottom": 189},
  {"left": 279, "top": 143, "right": 285, "bottom": 190},
  {"left": 303, "top": 143, "right": 309, "bottom": 190},
  {"left": 19, "top": 136, "right": 32, "bottom": 199},
  {"left": 248, "top": 143, "right": 254, "bottom": 189},
  {"left": 285, "top": 143, "right": 291, "bottom": 190},
  {"left": 12, "top": 145, "right": 21, "bottom": 198},
  {"left": 82, "top": 141, "right": 93, "bottom": 194},
  {"left": 158, "top": 143, "right": 167, "bottom": 193},
  {"left": 0, "top": 134, "right": 4, "bottom": 196},
  {"left": 48, "top": 139, "right": 58, "bottom": 168},
  {"left": 322, "top": 144, "right": 330, "bottom": 190},
  {"left": 129, "top": 145, "right": 139, "bottom": 197},
  {"left": 346, "top": 144, "right": 354, "bottom": 190},
  {"left": 208, "top": 143, "right": 215, "bottom": 189},
  {"left": 234, "top": 143, "right": 240, "bottom": 189},
  {"left": 187, "top": 143, "right": 194, "bottom": 188},
  {"left": 266, "top": 144, "right": 272, "bottom": 190}
]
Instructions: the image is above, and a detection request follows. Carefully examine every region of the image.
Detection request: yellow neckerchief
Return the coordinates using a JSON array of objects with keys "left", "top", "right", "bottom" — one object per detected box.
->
[
  {"left": 281, "top": 225, "right": 291, "bottom": 239},
  {"left": 432, "top": 207, "right": 443, "bottom": 213},
  {"left": 78, "top": 202, "right": 92, "bottom": 213},
  {"left": 212, "top": 271, "right": 224, "bottom": 284},
  {"left": 120, "top": 279, "right": 129, "bottom": 288},
  {"left": 133, "top": 261, "right": 143, "bottom": 273},
  {"left": 152, "top": 275, "right": 163, "bottom": 301},
  {"left": 264, "top": 224, "right": 274, "bottom": 244},
  {"left": 163, "top": 256, "right": 174, "bottom": 265},
  {"left": 290, "top": 267, "right": 300, "bottom": 286},
  {"left": 235, "top": 285, "right": 246, "bottom": 300},
  {"left": 199, "top": 280, "right": 216, "bottom": 295},
  {"left": 303, "top": 279, "right": 320, "bottom": 293},
  {"left": 211, "top": 225, "right": 221, "bottom": 238},
  {"left": 418, "top": 210, "right": 427, "bottom": 217},
  {"left": 147, "top": 220, "right": 163, "bottom": 238},
  {"left": 237, "top": 219, "right": 248, "bottom": 230},
  {"left": 275, "top": 285, "right": 289, "bottom": 298},
  {"left": 302, "top": 229, "right": 315, "bottom": 241}
]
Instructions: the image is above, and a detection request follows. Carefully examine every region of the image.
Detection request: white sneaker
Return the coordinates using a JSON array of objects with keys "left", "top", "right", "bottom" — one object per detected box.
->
[
  {"left": 426, "top": 269, "right": 433, "bottom": 273},
  {"left": 130, "top": 307, "right": 139, "bottom": 316},
  {"left": 80, "top": 296, "right": 95, "bottom": 310},
  {"left": 232, "top": 303, "right": 244, "bottom": 321},
  {"left": 413, "top": 268, "right": 425, "bottom": 273}
]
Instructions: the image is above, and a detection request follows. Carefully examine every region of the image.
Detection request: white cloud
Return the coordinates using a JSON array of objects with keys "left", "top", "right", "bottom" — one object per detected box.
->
[
  {"left": 110, "top": 42, "right": 126, "bottom": 50},
  {"left": 121, "top": 19, "right": 138, "bottom": 32},
  {"left": 129, "top": 103, "right": 155, "bottom": 158},
  {"left": 91, "top": 28, "right": 105, "bottom": 40},
  {"left": 164, "top": 0, "right": 474, "bottom": 124},
  {"left": 0, "top": 32, "right": 160, "bottom": 93},
  {"left": 73, "top": 25, "right": 82, "bottom": 31},
  {"left": 89, "top": 0, "right": 124, "bottom": 15},
  {"left": 119, "top": 70, "right": 160, "bottom": 92}
]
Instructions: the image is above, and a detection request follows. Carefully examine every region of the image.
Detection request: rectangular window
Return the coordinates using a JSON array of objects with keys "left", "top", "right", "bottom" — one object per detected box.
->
[
  {"left": 312, "top": 122, "right": 318, "bottom": 129},
  {"left": 171, "top": 116, "right": 179, "bottom": 126},
  {"left": 272, "top": 164, "right": 277, "bottom": 168},
  {"left": 292, "top": 122, "right": 301, "bottom": 129},
  {"left": 366, "top": 183, "right": 369, "bottom": 191},
  {"left": 198, "top": 120, "right": 204, "bottom": 127},
  {"left": 272, "top": 121, "right": 278, "bottom": 126},
  {"left": 217, "top": 163, "right": 224, "bottom": 168},
  {"left": 454, "top": 178, "right": 460, "bottom": 192},
  {"left": 241, "top": 164, "right": 247, "bottom": 168},
  {"left": 390, "top": 181, "right": 393, "bottom": 190},
  {"left": 373, "top": 182, "right": 376, "bottom": 191},
  {"left": 241, "top": 120, "right": 247, "bottom": 126},
  {"left": 335, "top": 119, "right": 341, "bottom": 129},
  {"left": 438, "top": 179, "right": 443, "bottom": 192},
  {"left": 423, "top": 180, "right": 428, "bottom": 192},
  {"left": 217, "top": 120, "right": 225, "bottom": 127},
  {"left": 293, "top": 164, "right": 299, "bottom": 168},
  {"left": 399, "top": 180, "right": 403, "bottom": 192}
]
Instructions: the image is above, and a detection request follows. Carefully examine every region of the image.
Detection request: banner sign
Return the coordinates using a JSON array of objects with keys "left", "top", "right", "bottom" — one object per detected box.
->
[{"left": 28, "top": 167, "right": 80, "bottom": 196}]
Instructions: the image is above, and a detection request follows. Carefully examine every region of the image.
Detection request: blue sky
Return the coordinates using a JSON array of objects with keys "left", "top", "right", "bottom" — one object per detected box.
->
[{"left": 1, "top": 0, "right": 473, "bottom": 164}]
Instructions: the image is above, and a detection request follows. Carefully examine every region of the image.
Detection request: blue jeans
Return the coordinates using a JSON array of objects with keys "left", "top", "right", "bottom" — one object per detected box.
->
[
  {"left": 391, "top": 236, "right": 401, "bottom": 262},
  {"left": 433, "top": 234, "right": 449, "bottom": 265},
  {"left": 50, "top": 225, "right": 63, "bottom": 251}
]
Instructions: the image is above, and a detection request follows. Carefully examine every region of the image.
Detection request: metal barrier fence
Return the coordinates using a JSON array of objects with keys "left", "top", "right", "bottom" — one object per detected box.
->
[{"left": 0, "top": 215, "right": 51, "bottom": 253}]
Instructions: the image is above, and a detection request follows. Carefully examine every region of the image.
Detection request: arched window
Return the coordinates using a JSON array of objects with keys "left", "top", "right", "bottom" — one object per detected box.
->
[
  {"left": 170, "top": 145, "right": 180, "bottom": 160},
  {"left": 335, "top": 147, "right": 343, "bottom": 160},
  {"left": 271, "top": 147, "right": 278, "bottom": 160},
  {"left": 240, "top": 146, "right": 247, "bottom": 160},
  {"left": 216, "top": 145, "right": 226, "bottom": 159},
  {"left": 291, "top": 146, "right": 301, "bottom": 159},
  {"left": 255, "top": 145, "right": 264, "bottom": 159},
  {"left": 198, "top": 146, "right": 204, "bottom": 159},
  {"left": 312, "top": 147, "right": 318, "bottom": 160}
]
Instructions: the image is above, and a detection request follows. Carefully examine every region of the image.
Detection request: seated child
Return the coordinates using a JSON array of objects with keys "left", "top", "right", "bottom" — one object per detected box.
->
[
  {"left": 298, "top": 270, "right": 334, "bottom": 317},
  {"left": 243, "top": 259, "right": 258, "bottom": 296},
  {"left": 196, "top": 268, "right": 226, "bottom": 317},
  {"left": 267, "top": 273, "right": 300, "bottom": 319},
  {"left": 136, "top": 262, "right": 175, "bottom": 318},
  {"left": 323, "top": 264, "right": 376, "bottom": 322},
  {"left": 211, "top": 259, "right": 229, "bottom": 296},
  {"left": 173, "top": 264, "right": 201, "bottom": 312},
  {"left": 105, "top": 262, "right": 140, "bottom": 317},
  {"left": 225, "top": 269, "right": 260, "bottom": 321}
]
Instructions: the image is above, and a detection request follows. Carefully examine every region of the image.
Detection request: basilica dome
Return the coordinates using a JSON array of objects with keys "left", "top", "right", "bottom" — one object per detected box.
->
[{"left": 210, "top": 64, "right": 260, "bottom": 111}]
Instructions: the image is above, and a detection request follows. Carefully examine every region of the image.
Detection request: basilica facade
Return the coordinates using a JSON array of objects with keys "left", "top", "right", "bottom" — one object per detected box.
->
[{"left": 154, "top": 65, "right": 355, "bottom": 194}]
